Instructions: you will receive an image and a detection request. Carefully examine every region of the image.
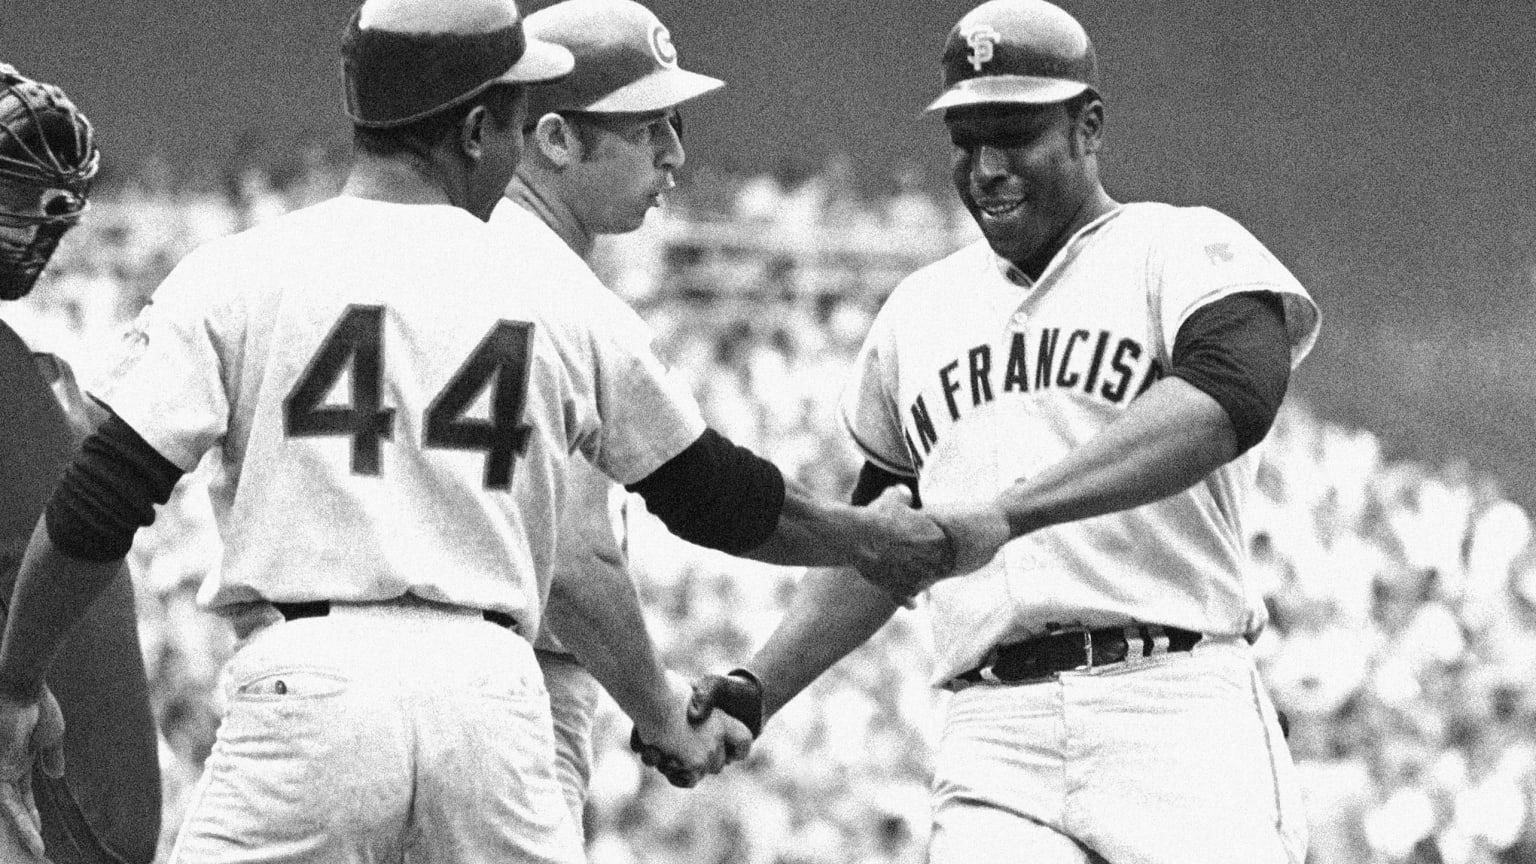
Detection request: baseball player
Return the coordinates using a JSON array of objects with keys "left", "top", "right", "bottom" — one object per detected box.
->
[
  {"left": 489, "top": 0, "right": 726, "bottom": 829},
  {"left": 692, "top": 2, "right": 1321, "bottom": 862},
  {"left": 0, "top": 64, "right": 161, "bottom": 863},
  {"left": 0, "top": 0, "right": 949, "bottom": 861}
]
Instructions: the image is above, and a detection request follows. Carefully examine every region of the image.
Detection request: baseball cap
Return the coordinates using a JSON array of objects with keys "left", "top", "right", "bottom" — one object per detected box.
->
[
  {"left": 522, "top": 0, "right": 723, "bottom": 119},
  {"left": 343, "top": 0, "right": 576, "bottom": 128},
  {"left": 926, "top": 0, "right": 1098, "bottom": 113}
]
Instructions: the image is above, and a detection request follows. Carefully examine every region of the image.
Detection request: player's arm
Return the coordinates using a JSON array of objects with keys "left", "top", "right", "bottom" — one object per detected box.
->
[
  {"left": 0, "top": 413, "right": 182, "bottom": 851},
  {"left": 541, "top": 522, "right": 748, "bottom": 786},
  {"left": 0, "top": 413, "right": 184, "bottom": 699},
  {"left": 623, "top": 429, "right": 948, "bottom": 593},
  {"left": 685, "top": 463, "right": 913, "bottom": 737},
  {"left": 932, "top": 291, "right": 1292, "bottom": 577},
  {"left": 579, "top": 290, "right": 949, "bottom": 592},
  {"left": 748, "top": 463, "right": 917, "bottom": 718}
]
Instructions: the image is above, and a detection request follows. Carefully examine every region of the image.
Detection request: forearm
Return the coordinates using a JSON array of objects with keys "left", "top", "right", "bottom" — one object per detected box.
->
[
  {"left": 998, "top": 377, "right": 1237, "bottom": 537},
  {"left": 627, "top": 431, "right": 945, "bottom": 581},
  {"left": 0, "top": 519, "right": 122, "bottom": 698},
  {"left": 543, "top": 553, "right": 674, "bottom": 742},
  {"left": 750, "top": 567, "right": 897, "bottom": 718},
  {"left": 738, "top": 479, "right": 869, "bottom": 567}
]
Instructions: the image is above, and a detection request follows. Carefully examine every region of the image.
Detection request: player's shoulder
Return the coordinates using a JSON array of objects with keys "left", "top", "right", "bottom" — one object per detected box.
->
[
  {"left": 167, "top": 197, "right": 349, "bottom": 273},
  {"left": 485, "top": 201, "right": 652, "bottom": 347},
  {"left": 485, "top": 201, "right": 604, "bottom": 293},
  {"left": 146, "top": 200, "right": 346, "bottom": 313},
  {"left": 886, "top": 239, "right": 996, "bottom": 303},
  {"left": 1136, "top": 202, "right": 1321, "bottom": 357},
  {"left": 1123, "top": 201, "right": 1269, "bottom": 248},
  {"left": 909, "top": 238, "right": 995, "bottom": 279},
  {"left": 1114, "top": 201, "right": 1296, "bottom": 273}
]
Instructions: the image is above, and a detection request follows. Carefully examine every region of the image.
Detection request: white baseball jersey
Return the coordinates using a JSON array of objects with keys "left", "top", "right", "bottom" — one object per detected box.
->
[
  {"left": 489, "top": 198, "right": 636, "bottom": 656},
  {"left": 841, "top": 202, "right": 1320, "bottom": 684},
  {"left": 97, "top": 196, "right": 705, "bottom": 640}
]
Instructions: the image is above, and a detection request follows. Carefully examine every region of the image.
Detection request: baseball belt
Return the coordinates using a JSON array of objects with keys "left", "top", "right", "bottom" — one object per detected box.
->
[
  {"left": 273, "top": 600, "right": 518, "bottom": 631},
  {"left": 950, "top": 624, "right": 1202, "bottom": 689}
]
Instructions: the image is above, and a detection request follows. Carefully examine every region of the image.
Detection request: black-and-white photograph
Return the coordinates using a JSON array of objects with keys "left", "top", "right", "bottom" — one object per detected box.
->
[{"left": 1, "top": 1, "right": 1533, "bottom": 862}]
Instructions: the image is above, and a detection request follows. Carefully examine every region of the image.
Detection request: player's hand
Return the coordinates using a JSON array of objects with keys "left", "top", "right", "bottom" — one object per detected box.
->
[
  {"left": 852, "top": 485, "right": 953, "bottom": 603},
  {"left": 629, "top": 674, "right": 752, "bottom": 788},
  {"left": 926, "top": 501, "right": 1013, "bottom": 577},
  {"left": 685, "top": 669, "right": 764, "bottom": 738},
  {"left": 0, "top": 685, "right": 64, "bottom": 860}
]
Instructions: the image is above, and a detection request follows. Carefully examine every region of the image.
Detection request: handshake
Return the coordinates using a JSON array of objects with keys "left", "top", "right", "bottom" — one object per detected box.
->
[
  {"left": 629, "top": 669, "right": 764, "bottom": 788},
  {"left": 625, "top": 488, "right": 1016, "bottom": 787},
  {"left": 842, "top": 485, "right": 1015, "bottom": 604}
]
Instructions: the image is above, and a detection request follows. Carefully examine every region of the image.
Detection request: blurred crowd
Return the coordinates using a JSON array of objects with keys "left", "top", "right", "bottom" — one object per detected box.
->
[{"left": 8, "top": 160, "right": 1536, "bottom": 864}]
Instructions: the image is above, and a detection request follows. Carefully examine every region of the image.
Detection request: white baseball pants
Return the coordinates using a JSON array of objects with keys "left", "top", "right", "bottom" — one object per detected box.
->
[
  {"left": 168, "top": 601, "right": 583, "bottom": 864},
  {"left": 928, "top": 636, "right": 1308, "bottom": 864}
]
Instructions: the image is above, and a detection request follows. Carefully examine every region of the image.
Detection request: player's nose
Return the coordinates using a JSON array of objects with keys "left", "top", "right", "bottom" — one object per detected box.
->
[
  {"left": 655, "top": 120, "right": 684, "bottom": 171},
  {"left": 972, "top": 144, "right": 1012, "bottom": 180}
]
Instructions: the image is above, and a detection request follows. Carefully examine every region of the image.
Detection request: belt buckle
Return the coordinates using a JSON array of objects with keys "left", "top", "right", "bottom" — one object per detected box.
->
[
  {"left": 976, "top": 646, "right": 1004, "bottom": 685},
  {"left": 1080, "top": 628, "right": 1094, "bottom": 669},
  {"left": 1048, "top": 625, "right": 1094, "bottom": 671}
]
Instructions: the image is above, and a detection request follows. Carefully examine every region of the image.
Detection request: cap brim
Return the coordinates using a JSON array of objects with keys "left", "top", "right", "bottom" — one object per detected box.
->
[
  {"left": 582, "top": 67, "right": 724, "bottom": 113},
  {"left": 925, "top": 76, "right": 1090, "bottom": 113},
  {"left": 498, "top": 36, "right": 575, "bottom": 84}
]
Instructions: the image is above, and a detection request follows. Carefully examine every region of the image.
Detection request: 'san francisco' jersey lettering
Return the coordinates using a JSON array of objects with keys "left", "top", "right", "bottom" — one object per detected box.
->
[{"left": 897, "top": 327, "right": 1165, "bottom": 459}]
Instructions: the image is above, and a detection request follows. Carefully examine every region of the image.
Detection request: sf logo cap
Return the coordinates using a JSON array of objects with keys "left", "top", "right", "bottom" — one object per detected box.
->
[{"left": 964, "top": 24, "right": 1000, "bottom": 71}]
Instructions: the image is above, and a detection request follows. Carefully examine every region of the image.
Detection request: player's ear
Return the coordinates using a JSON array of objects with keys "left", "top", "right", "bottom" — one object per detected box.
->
[
  {"left": 459, "top": 103, "right": 491, "bottom": 162},
  {"left": 530, "top": 113, "right": 581, "bottom": 168},
  {"left": 1071, "top": 95, "right": 1105, "bottom": 158}
]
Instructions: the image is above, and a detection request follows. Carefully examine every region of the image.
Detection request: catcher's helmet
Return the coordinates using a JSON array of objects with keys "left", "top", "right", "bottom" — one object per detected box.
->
[
  {"left": 0, "top": 63, "right": 98, "bottom": 300},
  {"left": 926, "top": 0, "right": 1098, "bottom": 114}
]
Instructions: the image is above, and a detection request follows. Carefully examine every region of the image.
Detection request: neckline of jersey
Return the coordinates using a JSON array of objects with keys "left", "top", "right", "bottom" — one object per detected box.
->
[
  {"left": 993, "top": 203, "right": 1129, "bottom": 289},
  {"left": 333, "top": 194, "right": 486, "bottom": 224}
]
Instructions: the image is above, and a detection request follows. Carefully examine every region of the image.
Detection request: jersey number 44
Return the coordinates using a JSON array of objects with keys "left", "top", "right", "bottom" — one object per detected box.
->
[{"left": 283, "top": 304, "right": 533, "bottom": 490}]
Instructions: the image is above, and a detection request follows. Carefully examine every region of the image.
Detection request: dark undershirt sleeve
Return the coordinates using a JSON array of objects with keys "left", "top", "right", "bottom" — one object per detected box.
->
[
  {"left": 1167, "top": 291, "right": 1291, "bottom": 454},
  {"left": 625, "top": 428, "right": 786, "bottom": 555},
  {"left": 849, "top": 461, "right": 921, "bottom": 508},
  {"left": 45, "top": 412, "right": 185, "bottom": 561}
]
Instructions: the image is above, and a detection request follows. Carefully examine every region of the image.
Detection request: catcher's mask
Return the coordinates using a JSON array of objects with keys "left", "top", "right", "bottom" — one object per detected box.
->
[{"left": 0, "top": 63, "right": 98, "bottom": 301}]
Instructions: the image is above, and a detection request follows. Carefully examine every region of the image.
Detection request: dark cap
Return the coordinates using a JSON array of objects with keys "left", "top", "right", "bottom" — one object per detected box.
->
[
  {"left": 342, "top": 0, "right": 575, "bottom": 128},
  {"left": 523, "top": 0, "right": 723, "bottom": 119},
  {"left": 926, "top": 0, "right": 1097, "bottom": 113}
]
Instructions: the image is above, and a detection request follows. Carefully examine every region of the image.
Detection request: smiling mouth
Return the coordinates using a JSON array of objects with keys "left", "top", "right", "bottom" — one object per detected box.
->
[{"left": 976, "top": 199, "right": 1026, "bottom": 218}]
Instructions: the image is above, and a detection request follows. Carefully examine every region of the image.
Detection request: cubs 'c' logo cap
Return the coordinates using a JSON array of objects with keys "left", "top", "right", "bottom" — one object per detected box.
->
[
  {"left": 342, "top": 0, "right": 575, "bottom": 128},
  {"left": 522, "top": 0, "right": 724, "bottom": 119},
  {"left": 927, "top": 0, "right": 1098, "bottom": 113}
]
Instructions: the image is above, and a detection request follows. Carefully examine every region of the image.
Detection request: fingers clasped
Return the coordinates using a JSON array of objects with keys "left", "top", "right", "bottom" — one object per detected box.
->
[
  {"left": 855, "top": 491, "right": 1016, "bottom": 603},
  {"left": 629, "top": 673, "right": 758, "bottom": 788},
  {"left": 852, "top": 486, "right": 955, "bottom": 603},
  {"left": 0, "top": 686, "right": 63, "bottom": 860}
]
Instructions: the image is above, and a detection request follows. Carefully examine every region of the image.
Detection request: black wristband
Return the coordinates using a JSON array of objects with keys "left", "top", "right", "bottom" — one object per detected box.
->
[{"left": 721, "top": 668, "right": 765, "bottom": 738}]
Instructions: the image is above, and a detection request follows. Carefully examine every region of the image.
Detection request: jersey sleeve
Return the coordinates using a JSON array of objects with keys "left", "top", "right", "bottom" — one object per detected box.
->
[
  {"left": 91, "top": 248, "right": 235, "bottom": 472},
  {"left": 1154, "top": 207, "right": 1321, "bottom": 367},
  {"left": 564, "top": 290, "right": 707, "bottom": 487},
  {"left": 839, "top": 306, "right": 916, "bottom": 477}
]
